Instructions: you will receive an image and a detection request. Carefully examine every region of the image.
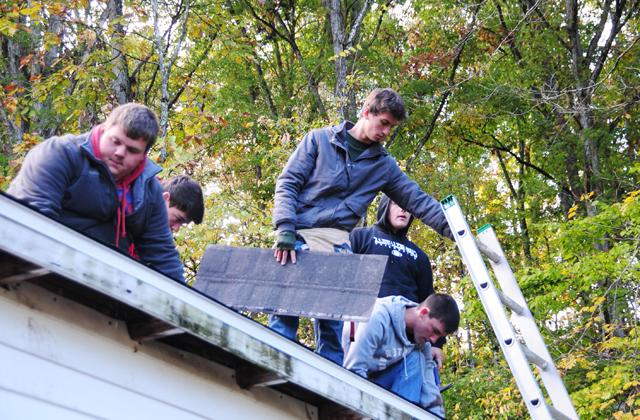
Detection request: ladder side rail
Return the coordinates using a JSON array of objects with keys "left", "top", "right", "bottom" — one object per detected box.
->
[
  {"left": 477, "top": 226, "right": 579, "bottom": 420},
  {"left": 441, "top": 197, "right": 555, "bottom": 420}
]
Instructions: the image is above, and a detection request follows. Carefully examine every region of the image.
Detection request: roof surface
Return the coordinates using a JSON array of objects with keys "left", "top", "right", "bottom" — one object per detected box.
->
[{"left": 0, "top": 191, "right": 438, "bottom": 420}]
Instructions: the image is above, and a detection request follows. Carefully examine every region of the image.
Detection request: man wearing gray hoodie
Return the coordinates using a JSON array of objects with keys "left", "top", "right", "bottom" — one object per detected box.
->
[{"left": 344, "top": 294, "right": 459, "bottom": 417}]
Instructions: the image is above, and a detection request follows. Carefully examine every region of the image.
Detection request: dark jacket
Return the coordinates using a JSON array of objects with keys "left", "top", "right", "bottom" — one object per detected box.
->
[
  {"left": 350, "top": 195, "right": 445, "bottom": 348},
  {"left": 8, "top": 132, "right": 184, "bottom": 282},
  {"left": 273, "top": 121, "right": 452, "bottom": 240}
]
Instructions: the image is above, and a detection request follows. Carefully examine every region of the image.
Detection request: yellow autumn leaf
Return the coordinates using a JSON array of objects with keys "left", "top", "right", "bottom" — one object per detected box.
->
[
  {"left": 19, "top": 4, "right": 42, "bottom": 18},
  {"left": 623, "top": 189, "right": 640, "bottom": 205},
  {"left": 47, "top": 2, "right": 67, "bottom": 16},
  {"left": 0, "top": 18, "right": 20, "bottom": 37}
]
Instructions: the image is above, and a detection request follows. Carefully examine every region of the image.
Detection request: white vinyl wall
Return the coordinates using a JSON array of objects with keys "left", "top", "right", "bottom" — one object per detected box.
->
[{"left": 0, "top": 283, "right": 317, "bottom": 420}]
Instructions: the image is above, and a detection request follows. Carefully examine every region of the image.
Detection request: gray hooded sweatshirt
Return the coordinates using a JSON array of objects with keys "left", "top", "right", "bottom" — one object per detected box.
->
[{"left": 344, "top": 296, "right": 444, "bottom": 415}]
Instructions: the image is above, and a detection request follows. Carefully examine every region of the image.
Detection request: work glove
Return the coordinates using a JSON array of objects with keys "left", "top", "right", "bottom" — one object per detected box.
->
[{"left": 276, "top": 230, "right": 296, "bottom": 250}]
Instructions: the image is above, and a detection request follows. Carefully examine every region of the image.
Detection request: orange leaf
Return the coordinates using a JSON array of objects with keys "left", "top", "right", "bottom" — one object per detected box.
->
[
  {"left": 2, "top": 97, "right": 17, "bottom": 113},
  {"left": 19, "top": 54, "right": 33, "bottom": 68},
  {"left": 4, "top": 82, "right": 18, "bottom": 93}
]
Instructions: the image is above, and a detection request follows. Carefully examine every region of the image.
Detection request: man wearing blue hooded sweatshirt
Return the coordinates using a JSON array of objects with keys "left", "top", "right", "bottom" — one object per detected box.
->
[{"left": 344, "top": 293, "right": 459, "bottom": 417}]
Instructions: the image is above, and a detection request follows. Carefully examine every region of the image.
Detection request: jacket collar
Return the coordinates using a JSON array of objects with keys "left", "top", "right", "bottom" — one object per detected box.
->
[{"left": 330, "top": 121, "right": 389, "bottom": 159}]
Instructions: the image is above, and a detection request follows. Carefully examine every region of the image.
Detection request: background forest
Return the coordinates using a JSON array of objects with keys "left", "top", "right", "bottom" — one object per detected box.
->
[{"left": 1, "top": 0, "right": 639, "bottom": 417}]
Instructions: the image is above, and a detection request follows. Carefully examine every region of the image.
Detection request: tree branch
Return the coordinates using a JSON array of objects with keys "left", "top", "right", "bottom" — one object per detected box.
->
[
  {"left": 589, "top": 0, "right": 625, "bottom": 87},
  {"left": 406, "top": 3, "right": 481, "bottom": 170}
]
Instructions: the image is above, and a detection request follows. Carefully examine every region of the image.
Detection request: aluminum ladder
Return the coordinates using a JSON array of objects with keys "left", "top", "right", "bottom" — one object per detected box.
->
[{"left": 441, "top": 195, "right": 578, "bottom": 420}]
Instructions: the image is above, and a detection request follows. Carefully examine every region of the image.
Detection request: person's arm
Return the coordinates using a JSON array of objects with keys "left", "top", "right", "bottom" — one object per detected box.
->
[
  {"left": 420, "top": 344, "right": 445, "bottom": 414},
  {"left": 343, "top": 305, "right": 387, "bottom": 377},
  {"left": 134, "top": 180, "right": 185, "bottom": 282},
  {"left": 349, "top": 228, "right": 366, "bottom": 255},
  {"left": 384, "top": 162, "right": 453, "bottom": 240},
  {"left": 431, "top": 346, "right": 444, "bottom": 370},
  {"left": 7, "top": 137, "right": 78, "bottom": 218},
  {"left": 272, "top": 130, "right": 319, "bottom": 264},
  {"left": 415, "top": 249, "right": 435, "bottom": 303}
]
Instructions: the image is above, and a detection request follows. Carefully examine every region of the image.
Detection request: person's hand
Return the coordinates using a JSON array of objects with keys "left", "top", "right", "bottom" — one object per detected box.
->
[
  {"left": 274, "top": 248, "right": 297, "bottom": 265},
  {"left": 432, "top": 347, "right": 444, "bottom": 370},
  {"left": 275, "top": 230, "right": 297, "bottom": 265}
]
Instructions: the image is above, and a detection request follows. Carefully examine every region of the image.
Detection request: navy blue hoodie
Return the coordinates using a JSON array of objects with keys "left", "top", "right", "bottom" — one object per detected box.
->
[{"left": 350, "top": 195, "right": 445, "bottom": 348}]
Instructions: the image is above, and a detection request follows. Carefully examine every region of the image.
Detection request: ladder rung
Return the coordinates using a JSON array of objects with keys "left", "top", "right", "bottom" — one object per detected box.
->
[
  {"left": 474, "top": 237, "right": 501, "bottom": 263},
  {"left": 547, "top": 403, "right": 574, "bottom": 420},
  {"left": 521, "top": 344, "right": 549, "bottom": 371},
  {"left": 496, "top": 290, "right": 525, "bottom": 315}
]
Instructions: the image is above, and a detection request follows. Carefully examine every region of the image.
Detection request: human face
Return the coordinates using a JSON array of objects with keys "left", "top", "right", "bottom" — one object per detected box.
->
[
  {"left": 388, "top": 201, "right": 411, "bottom": 232},
  {"left": 361, "top": 109, "right": 400, "bottom": 144},
  {"left": 413, "top": 308, "right": 447, "bottom": 346},
  {"left": 163, "top": 192, "right": 190, "bottom": 232},
  {"left": 99, "top": 124, "right": 147, "bottom": 182}
]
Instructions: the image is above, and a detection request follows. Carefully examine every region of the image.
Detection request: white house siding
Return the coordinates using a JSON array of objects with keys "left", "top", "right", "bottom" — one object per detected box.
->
[{"left": 0, "top": 282, "right": 317, "bottom": 420}]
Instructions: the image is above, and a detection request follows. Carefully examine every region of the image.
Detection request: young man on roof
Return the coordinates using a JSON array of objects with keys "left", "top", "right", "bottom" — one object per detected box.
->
[
  {"left": 8, "top": 103, "right": 184, "bottom": 282},
  {"left": 271, "top": 88, "right": 453, "bottom": 364},
  {"left": 344, "top": 293, "right": 459, "bottom": 417},
  {"left": 161, "top": 175, "right": 205, "bottom": 233},
  {"left": 347, "top": 195, "right": 447, "bottom": 368}
]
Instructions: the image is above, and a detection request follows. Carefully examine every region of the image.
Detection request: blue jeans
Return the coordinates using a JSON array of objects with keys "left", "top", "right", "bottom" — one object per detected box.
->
[
  {"left": 269, "top": 314, "right": 344, "bottom": 364},
  {"left": 421, "top": 345, "right": 445, "bottom": 417},
  {"left": 370, "top": 350, "right": 422, "bottom": 404},
  {"left": 268, "top": 239, "right": 345, "bottom": 365}
]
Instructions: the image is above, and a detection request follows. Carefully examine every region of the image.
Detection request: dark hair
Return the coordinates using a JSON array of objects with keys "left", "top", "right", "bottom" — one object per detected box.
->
[
  {"left": 104, "top": 103, "right": 159, "bottom": 150},
  {"left": 420, "top": 293, "right": 460, "bottom": 334},
  {"left": 361, "top": 88, "right": 407, "bottom": 121},
  {"left": 162, "top": 175, "right": 205, "bottom": 224}
]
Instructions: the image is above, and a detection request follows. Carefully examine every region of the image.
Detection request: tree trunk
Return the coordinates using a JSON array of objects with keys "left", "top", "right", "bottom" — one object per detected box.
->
[
  {"left": 4, "top": 37, "right": 25, "bottom": 145},
  {"left": 495, "top": 149, "right": 531, "bottom": 264},
  {"left": 104, "top": 0, "right": 131, "bottom": 104},
  {"left": 153, "top": 0, "right": 191, "bottom": 158},
  {"left": 324, "top": 0, "right": 370, "bottom": 121},
  {"left": 517, "top": 138, "right": 532, "bottom": 262}
]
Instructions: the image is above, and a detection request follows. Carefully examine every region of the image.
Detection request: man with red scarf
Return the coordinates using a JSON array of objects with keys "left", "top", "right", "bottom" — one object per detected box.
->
[{"left": 8, "top": 103, "right": 184, "bottom": 282}]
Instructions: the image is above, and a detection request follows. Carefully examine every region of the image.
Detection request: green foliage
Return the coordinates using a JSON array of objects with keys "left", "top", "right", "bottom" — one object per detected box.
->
[{"left": 442, "top": 192, "right": 640, "bottom": 419}]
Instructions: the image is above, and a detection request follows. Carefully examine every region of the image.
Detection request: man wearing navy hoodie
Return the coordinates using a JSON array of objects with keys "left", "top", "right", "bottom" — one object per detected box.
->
[
  {"left": 8, "top": 103, "right": 184, "bottom": 282},
  {"left": 348, "top": 195, "right": 447, "bottom": 367}
]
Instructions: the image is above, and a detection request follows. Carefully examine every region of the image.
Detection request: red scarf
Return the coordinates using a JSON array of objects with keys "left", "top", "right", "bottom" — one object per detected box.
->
[{"left": 91, "top": 125, "right": 146, "bottom": 257}]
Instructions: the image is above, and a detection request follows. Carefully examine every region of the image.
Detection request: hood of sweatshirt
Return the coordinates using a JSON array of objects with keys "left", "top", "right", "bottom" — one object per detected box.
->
[
  {"left": 375, "top": 194, "right": 414, "bottom": 237},
  {"left": 379, "top": 295, "right": 418, "bottom": 346}
]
